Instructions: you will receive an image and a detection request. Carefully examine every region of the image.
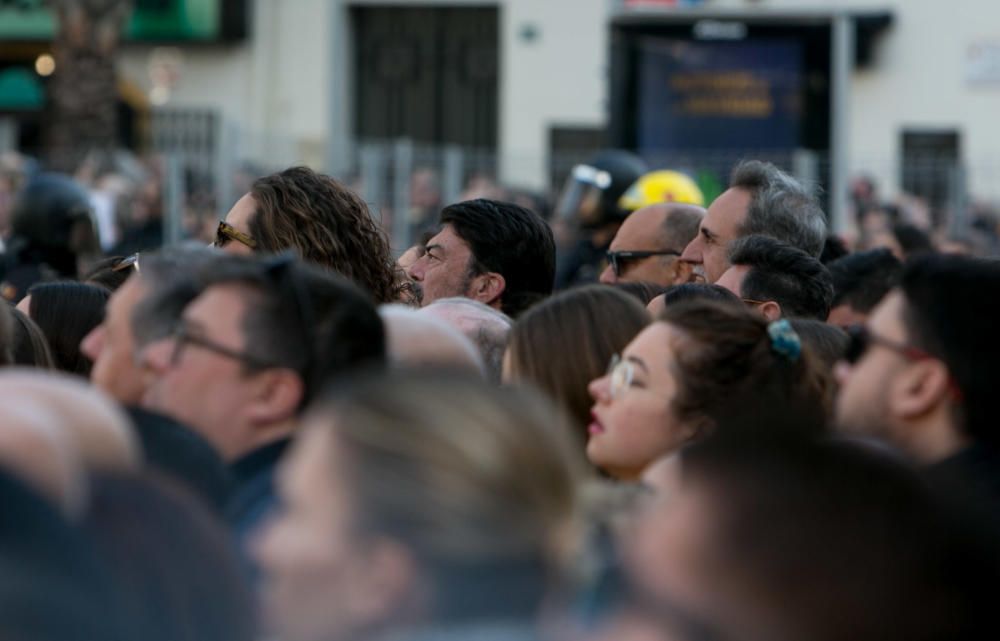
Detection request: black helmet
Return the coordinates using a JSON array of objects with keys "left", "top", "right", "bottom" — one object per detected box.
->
[
  {"left": 555, "top": 150, "right": 647, "bottom": 227},
  {"left": 9, "top": 173, "right": 97, "bottom": 278}
]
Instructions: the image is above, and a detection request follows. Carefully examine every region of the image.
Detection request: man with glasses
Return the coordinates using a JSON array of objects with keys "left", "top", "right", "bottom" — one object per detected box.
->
[
  {"left": 81, "top": 246, "right": 233, "bottom": 509},
  {"left": 138, "top": 253, "right": 385, "bottom": 539},
  {"left": 598, "top": 203, "right": 704, "bottom": 287},
  {"left": 835, "top": 254, "right": 1000, "bottom": 515}
]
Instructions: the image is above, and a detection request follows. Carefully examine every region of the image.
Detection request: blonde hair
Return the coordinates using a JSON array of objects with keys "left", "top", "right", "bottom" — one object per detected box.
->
[{"left": 311, "top": 371, "right": 586, "bottom": 620}]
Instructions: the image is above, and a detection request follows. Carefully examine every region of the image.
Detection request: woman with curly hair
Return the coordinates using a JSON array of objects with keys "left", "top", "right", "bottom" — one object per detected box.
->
[{"left": 216, "top": 166, "right": 401, "bottom": 303}]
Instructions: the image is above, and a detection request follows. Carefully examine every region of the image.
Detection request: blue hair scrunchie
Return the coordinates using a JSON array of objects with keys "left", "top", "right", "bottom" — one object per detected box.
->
[{"left": 768, "top": 319, "right": 802, "bottom": 363}]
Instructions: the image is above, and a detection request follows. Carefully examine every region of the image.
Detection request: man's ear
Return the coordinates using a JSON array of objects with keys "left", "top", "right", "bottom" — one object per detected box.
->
[
  {"left": 246, "top": 368, "right": 304, "bottom": 428},
  {"left": 759, "top": 301, "right": 782, "bottom": 322},
  {"left": 467, "top": 272, "right": 506, "bottom": 307},
  {"left": 344, "top": 538, "right": 421, "bottom": 625},
  {"left": 891, "top": 359, "right": 952, "bottom": 421}
]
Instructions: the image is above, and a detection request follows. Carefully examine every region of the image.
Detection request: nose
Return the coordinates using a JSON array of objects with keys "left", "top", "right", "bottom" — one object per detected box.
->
[
  {"left": 588, "top": 374, "right": 611, "bottom": 404},
  {"left": 80, "top": 324, "right": 105, "bottom": 362},
  {"left": 680, "top": 236, "right": 702, "bottom": 265},
  {"left": 407, "top": 259, "right": 425, "bottom": 282},
  {"left": 598, "top": 264, "right": 617, "bottom": 284}
]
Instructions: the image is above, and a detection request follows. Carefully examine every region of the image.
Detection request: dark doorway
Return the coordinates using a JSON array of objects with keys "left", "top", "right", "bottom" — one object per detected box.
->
[
  {"left": 352, "top": 6, "right": 499, "bottom": 150},
  {"left": 901, "top": 129, "right": 960, "bottom": 214}
]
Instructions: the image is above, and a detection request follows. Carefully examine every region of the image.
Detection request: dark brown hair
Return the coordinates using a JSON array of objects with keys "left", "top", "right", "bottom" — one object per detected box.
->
[
  {"left": 249, "top": 166, "right": 401, "bottom": 303},
  {"left": 660, "top": 300, "right": 829, "bottom": 438},
  {"left": 507, "top": 285, "right": 650, "bottom": 442}
]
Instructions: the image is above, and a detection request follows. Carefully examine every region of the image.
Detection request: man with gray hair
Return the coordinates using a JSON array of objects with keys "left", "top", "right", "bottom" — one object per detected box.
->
[
  {"left": 680, "top": 160, "right": 827, "bottom": 284},
  {"left": 418, "top": 297, "right": 512, "bottom": 384},
  {"left": 80, "top": 245, "right": 232, "bottom": 508}
]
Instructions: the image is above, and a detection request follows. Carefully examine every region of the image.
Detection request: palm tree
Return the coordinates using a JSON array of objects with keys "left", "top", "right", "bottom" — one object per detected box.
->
[{"left": 44, "top": 0, "right": 132, "bottom": 173}]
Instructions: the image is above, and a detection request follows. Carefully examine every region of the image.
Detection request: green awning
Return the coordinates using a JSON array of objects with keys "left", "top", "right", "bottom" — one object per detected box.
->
[{"left": 0, "top": 68, "right": 45, "bottom": 111}]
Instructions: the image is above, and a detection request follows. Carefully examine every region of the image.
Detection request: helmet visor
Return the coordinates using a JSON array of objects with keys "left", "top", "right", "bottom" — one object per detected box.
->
[{"left": 555, "top": 164, "right": 612, "bottom": 223}]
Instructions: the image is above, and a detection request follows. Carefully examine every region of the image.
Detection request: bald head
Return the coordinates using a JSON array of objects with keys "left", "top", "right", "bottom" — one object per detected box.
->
[
  {"left": 419, "top": 298, "right": 511, "bottom": 384},
  {"left": 0, "top": 369, "right": 140, "bottom": 474},
  {"left": 379, "top": 305, "right": 486, "bottom": 377},
  {"left": 600, "top": 203, "right": 705, "bottom": 286},
  {"left": 0, "top": 405, "right": 84, "bottom": 516}
]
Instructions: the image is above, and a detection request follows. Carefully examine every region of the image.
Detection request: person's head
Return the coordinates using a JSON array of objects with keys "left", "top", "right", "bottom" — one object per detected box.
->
[
  {"left": 787, "top": 319, "right": 848, "bottom": 372},
  {"left": 680, "top": 161, "right": 826, "bottom": 284},
  {"left": 19, "top": 282, "right": 109, "bottom": 376},
  {"left": 407, "top": 199, "right": 555, "bottom": 317},
  {"left": 892, "top": 223, "right": 935, "bottom": 258},
  {"left": 255, "top": 372, "right": 583, "bottom": 641},
  {"left": 81, "top": 247, "right": 219, "bottom": 405},
  {"left": 826, "top": 248, "right": 902, "bottom": 327},
  {"left": 504, "top": 285, "right": 649, "bottom": 444},
  {"left": 140, "top": 254, "right": 386, "bottom": 461},
  {"left": 378, "top": 304, "right": 485, "bottom": 377},
  {"left": 599, "top": 204, "right": 704, "bottom": 286},
  {"left": 835, "top": 254, "right": 1000, "bottom": 464},
  {"left": 82, "top": 254, "right": 138, "bottom": 292},
  {"left": 717, "top": 234, "right": 834, "bottom": 321},
  {"left": 0, "top": 402, "right": 84, "bottom": 516},
  {"left": 9, "top": 172, "right": 97, "bottom": 281},
  {"left": 418, "top": 298, "right": 512, "bottom": 384},
  {"left": 627, "top": 436, "right": 1000, "bottom": 641},
  {"left": 587, "top": 301, "right": 827, "bottom": 480},
  {"left": 219, "top": 166, "right": 400, "bottom": 303},
  {"left": 0, "top": 368, "right": 140, "bottom": 475},
  {"left": 84, "top": 472, "right": 257, "bottom": 641},
  {"left": 10, "top": 308, "right": 56, "bottom": 369},
  {"left": 645, "top": 283, "right": 741, "bottom": 318}
]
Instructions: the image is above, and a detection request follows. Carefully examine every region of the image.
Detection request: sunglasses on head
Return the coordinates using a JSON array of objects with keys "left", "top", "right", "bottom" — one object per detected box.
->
[
  {"left": 112, "top": 253, "right": 140, "bottom": 274},
  {"left": 606, "top": 249, "right": 680, "bottom": 277},
  {"left": 214, "top": 221, "right": 257, "bottom": 250}
]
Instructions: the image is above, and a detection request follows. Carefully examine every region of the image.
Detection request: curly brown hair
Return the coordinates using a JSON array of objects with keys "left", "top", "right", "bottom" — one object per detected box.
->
[
  {"left": 248, "top": 166, "right": 401, "bottom": 303},
  {"left": 660, "top": 300, "right": 830, "bottom": 438}
]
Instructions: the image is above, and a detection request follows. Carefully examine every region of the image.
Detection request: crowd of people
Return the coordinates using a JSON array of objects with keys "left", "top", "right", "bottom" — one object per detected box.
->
[{"left": 0, "top": 155, "right": 998, "bottom": 641}]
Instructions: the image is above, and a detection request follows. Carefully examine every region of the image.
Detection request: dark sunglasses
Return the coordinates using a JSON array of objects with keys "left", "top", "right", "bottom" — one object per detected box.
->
[
  {"left": 111, "top": 253, "right": 140, "bottom": 274},
  {"left": 214, "top": 220, "right": 257, "bottom": 250},
  {"left": 843, "top": 325, "right": 934, "bottom": 365},
  {"left": 606, "top": 249, "right": 680, "bottom": 277}
]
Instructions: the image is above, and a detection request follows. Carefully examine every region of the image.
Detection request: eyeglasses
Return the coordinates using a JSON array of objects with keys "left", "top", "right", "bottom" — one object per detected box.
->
[
  {"left": 214, "top": 221, "right": 257, "bottom": 250},
  {"left": 843, "top": 325, "right": 935, "bottom": 365},
  {"left": 170, "top": 321, "right": 276, "bottom": 370},
  {"left": 843, "top": 324, "right": 964, "bottom": 401},
  {"left": 606, "top": 250, "right": 680, "bottom": 277},
  {"left": 607, "top": 354, "right": 635, "bottom": 400},
  {"left": 111, "top": 253, "right": 140, "bottom": 274}
]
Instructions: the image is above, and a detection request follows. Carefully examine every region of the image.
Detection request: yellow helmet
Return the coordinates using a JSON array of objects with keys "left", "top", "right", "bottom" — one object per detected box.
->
[{"left": 618, "top": 170, "right": 705, "bottom": 211}]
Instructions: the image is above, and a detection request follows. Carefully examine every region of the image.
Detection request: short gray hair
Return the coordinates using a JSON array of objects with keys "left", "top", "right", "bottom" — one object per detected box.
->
[
  {"left": 730, "top": 160, "right": 827, "bottom": 257},
  {"left": 130, "top": 245, "right": 223, "bottom": 348}
]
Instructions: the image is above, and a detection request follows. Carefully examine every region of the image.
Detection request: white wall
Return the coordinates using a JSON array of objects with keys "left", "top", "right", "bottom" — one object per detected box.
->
[
  {"left": 847, "top": 0, "right": 1000, "bottom": 201},
  {"left": 498, "top": 0, "right": 608, "bottom": 189},
  {"left": 118, "top": 0, "right": 332, "bottom": 169}
]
